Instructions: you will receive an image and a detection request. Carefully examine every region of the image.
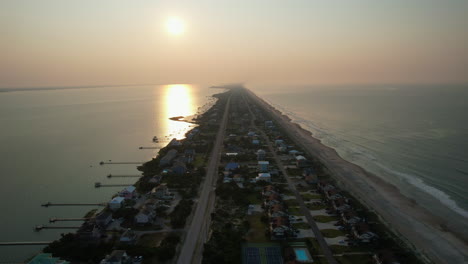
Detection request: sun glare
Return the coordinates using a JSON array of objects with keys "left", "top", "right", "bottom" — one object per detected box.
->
[{"left": 166, "top": 17, "right": 185, "bottom": 35}]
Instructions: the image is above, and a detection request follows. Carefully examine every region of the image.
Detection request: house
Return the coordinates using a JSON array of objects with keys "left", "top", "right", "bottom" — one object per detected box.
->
[
  {"left": 265, "top": 120, "right": 274, "bottom": 128},
  {"left": 171, "top": 161, "right": 187, "bottom": 174},
  {"left": 289, "top": 150, "right": 299, "bottom": 157},
  {"left": 225, "top": 162, "right": 240, "bottom": 171},
  {"left": 120, "top": 229, "right": 137, "bottom": 245},
  {"left": 108, "top": 197, "right": 125, "bottom": 211},
  {"left": 95, "top": 211, "right": 113, "bottom": 228},
  {"left": 256, "top": 173, "right": 271, "bottom": 182},
  {"left": 333, "top": 198, "right": 351, "bottom": 212},
  {"left": 270, "top": 217, "right": 293, "bottom": 239},
  {"left": 119, "top": 186, "right": 136, "bottom": 199},
  {"left": 353, "top": 223, "right": 378, "bottom": 242},
  {"left": 326, "top": 189, "right": 342, "bottom": 200},
  {"left": 134, "top": 209, "right": 155, "bottom": 225},
  {"left": 373, "top": 250, "right": 400, "bottom": 264},
  {"left": 160, "top": 149, "right": 178, "bottom": 166},
  {"left": 76, "top": 222, "right": 101, "bottom": 242},
  {"left": 262, "top": 185, "right": 278, "bottom": 197},
  {"left": 247, "top": 131, "right": 256, "bottom": 137},
  {"left": 28, "top": 253, "right": 70, "bottom": 264},
  {"left": 269, "top": 204, "right": 287, "bottom": 218},
  {"left": 252, "top": 139, "right": 260, "bottom": 145},
  {"left": 148, "top": 175, "right": 162, "bottom": 184},
  {"left": 169, "top": 138, "right": 182, "bottom": 146},
  {"left": 151, "top": 184, "right": 168, "bottom": 199},
  {"left": 100, "top": 250, "right": 132, "bottom": 264},
  {"left": 257, "top": 149, "right": 266, "bottom": 160},
  {"left": 184, "top": 149, "right": 196, "bottom": 163},
  {"left": 258, "top": 161, "right": 269, "bottom": 172},
  {"left": 264, "top": 193, "right": 282, "bottom": 208},
  {"left": 274, "top": 139, "right": 284, "bottom": 146},
  {"left": 341, "top": 210, "right": 361, "bottom": 226},
  {"left": 295, "top": 155, "right": 310, "bottom": 168},
  {"left": 232, "top": 174, "right": 244, "bottom": 183}
]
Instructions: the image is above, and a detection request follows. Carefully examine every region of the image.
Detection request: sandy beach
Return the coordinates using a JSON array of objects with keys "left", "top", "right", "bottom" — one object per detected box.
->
[{"left": 247, "top": 89, "right": 468, "bottom": 264}]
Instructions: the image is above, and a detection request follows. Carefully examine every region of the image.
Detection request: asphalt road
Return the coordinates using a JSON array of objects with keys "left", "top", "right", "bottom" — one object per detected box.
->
[{"left": 177, "top": 95, "right": 231, "bottom": 264}]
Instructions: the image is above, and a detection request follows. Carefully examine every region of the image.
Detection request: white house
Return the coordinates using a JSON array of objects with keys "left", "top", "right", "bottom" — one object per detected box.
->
[
  {"left": 256, "top": 173, "right": 271, "bottom": 182},
  {"left": 108, "top": 197, "right": 125, "bottom": 211}
]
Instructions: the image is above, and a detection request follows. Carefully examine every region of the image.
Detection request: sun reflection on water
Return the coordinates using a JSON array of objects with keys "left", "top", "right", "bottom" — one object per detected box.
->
[{"left": 162, "top": 84, "right": 194, "bottom": 139}]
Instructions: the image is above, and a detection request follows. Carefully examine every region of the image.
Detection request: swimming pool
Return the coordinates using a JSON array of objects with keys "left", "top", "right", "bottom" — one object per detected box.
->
[{"left": 294, "top": 248, "right": 312, "bottom": 262}]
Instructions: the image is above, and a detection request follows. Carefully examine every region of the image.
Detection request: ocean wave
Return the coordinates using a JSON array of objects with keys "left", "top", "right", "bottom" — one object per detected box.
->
[
  {"left": 266, "top": 98, "right": 468, "bottom": 219},
  {"left": 374, "top": 162, "right": 468, "bottom": 219}
]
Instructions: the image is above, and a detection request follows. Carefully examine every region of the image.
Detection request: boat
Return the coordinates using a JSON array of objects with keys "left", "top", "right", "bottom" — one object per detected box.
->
[{"left": 153, "top": 136, "right": 159, "bottom": 142}]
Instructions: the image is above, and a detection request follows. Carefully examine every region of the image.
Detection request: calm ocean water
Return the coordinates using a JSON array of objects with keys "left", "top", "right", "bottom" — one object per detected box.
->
[
  {"left": 254, "top": 84, "right": 468, "bottom": 231},
  {"left": 0, "top": 84, "right": 215, "bottom": 262}
]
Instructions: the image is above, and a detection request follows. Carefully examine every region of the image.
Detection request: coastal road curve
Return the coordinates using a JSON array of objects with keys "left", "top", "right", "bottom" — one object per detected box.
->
[{"left": 177, "top": 94, "right": 231, "bottom": 264}]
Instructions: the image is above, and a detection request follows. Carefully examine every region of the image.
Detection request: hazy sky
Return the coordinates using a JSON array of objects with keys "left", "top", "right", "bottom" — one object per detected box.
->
[{"left": 1, "top": 0, "right": 467, "bottom": 88}]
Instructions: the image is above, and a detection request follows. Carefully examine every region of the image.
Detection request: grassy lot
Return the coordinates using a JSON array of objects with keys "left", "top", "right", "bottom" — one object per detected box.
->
[
  {"left": 329, "top": 245, "right": 371, "bottom": 254},
  {"left": 307, "top": 204, "right": 327, "bottom": 210},
  {"left": 301, "top": 193, "right": 322, "bottom": 200},
  {"left": 335, "top": 255, "right": 373, "bottom": 264},
  {"left": 287, "top": 207, "right": 303, "bottom": 216},
  {"left": 314, "top": 215, "right": 339, "bottom": 223},
  {"left": 292, "top": 223, "right": 311, "bottom": 229},
  {"left": 245, "top": 214, "right": 269, "bottom": 243},
  {"left": 320, "top": 229, "right": 346, "bottom": 238},
  {"left": 137, "top": 232, "right": 168, "bottom": 247},
  {"left": 193, "top": 154, "right": 206, "bottom": 167},
  {"left": 284, "top": 199, "right": 299, "bottom": 207},
  {"left": 246, "top": 193, "right": 262, "bottom": 204}
]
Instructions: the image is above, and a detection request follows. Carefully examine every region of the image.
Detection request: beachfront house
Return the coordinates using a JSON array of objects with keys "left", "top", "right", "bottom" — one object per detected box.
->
[
  {"left": 171, "top": 161, "right": 187, "bottom": 174},
  {"left": 119, "top": 186, "right": 136, "bottom": 199},
  {"left": 341, "top": 210, "right": 361, "bottom": 226},
  {"left": 258, "top": 161, "right": 269, "bottom": 172},
  {"left": 108, "top": 197, "right": 125, "bottom": 211},
  {"left": 28, "top": 253, "right": 70, "bottom": 264},
  {"left": 373, "top": 250, "right": 400, "bottom": 264},
  {"left": 352, "top": 223, "right": 378, "bottom": 242},
  {"left": 120, "top": 229, "right": 137, "bottom": 245}
]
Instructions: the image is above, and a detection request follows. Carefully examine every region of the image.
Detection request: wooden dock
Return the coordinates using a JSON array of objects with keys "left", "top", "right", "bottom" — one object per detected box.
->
[
  {"left": 35, "top": 225, "right": 80, "bottom": 231},
  {"left": 99, "top": 161, "right": 143, "bottom": 165},
  {"left": 107, "top": 174, "right": 141, "bottom": 178},
  {"left": 0, "top": 241, "right": 52, "bottom": 246},
  {"left": 94, "top": 182, "right": 130, "bottom": 188},
  {"left": 41, "top": 202, "right": 106, "bottom": 207},
  {"left": 139, "top": 146, "right": 160, "bottom": 149},
  {"left": 49, "top": 217, "right": 90, "bottom": 223}
]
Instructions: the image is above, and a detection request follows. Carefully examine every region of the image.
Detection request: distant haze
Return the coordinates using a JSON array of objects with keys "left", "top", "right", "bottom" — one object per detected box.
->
[{"left": 1, "top": 0, "right": 467, "bottom": 88}]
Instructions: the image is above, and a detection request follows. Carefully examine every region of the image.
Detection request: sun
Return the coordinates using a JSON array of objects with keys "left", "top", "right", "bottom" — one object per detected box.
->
[{"left": 166, "top": 17, "right": 185, "bottom": 35}]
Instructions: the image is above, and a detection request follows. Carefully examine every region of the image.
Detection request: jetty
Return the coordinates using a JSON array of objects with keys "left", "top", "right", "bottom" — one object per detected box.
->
[
  {"left": 41, "top": 202, "right": 106, "bottom": 207},
  {"left": 49, "top": 217, "right": 90, "bottom": 223},
  {"left": 107, "top": 174, "right": 141, "bottom": 178},
  {"left": 35, "top": 225, "right": 81, "bottom": 231},
  {"left": 94, "top": 182, "right": 130, "bottom": 188},
  {"left": 139, "top": 146, "right": 159, "bottom": 149}
]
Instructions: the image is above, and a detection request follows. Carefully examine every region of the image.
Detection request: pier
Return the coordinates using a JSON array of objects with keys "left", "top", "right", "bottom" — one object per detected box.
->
[
  {"left": 35, "top": 225, "right": 81, "bottom": 232},
  {"left": 94, "top": 182, "right": 130, "bottom": 188},
  {"left": 0, "top": 241, "right": 52, "bottom": 246},
  {"left": 41, "top": 202, "right": 106, "bottom": 207},
  {"left": 139, "top": 146, "right": 160, "bottom": 149},
  {"left": 107, "top": 174, "right": 141, "bottom": 178},
  {"left": 49, "top": 217, "right": 90, "bottom": 223},
  {"left": 99, "top": 161, "right": 143, "bottom": 165}
]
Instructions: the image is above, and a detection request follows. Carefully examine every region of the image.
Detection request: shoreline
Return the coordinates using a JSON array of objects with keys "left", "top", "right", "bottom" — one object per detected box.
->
[{"left": 246, "top": 88, "right": 468, "bottom": 264}]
